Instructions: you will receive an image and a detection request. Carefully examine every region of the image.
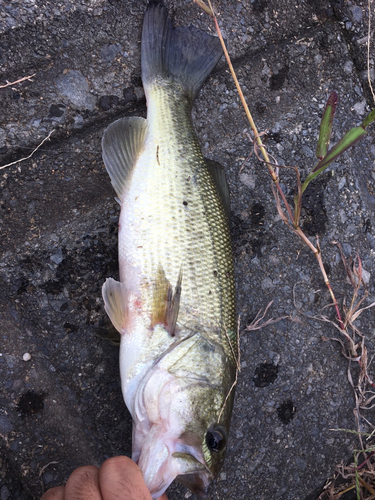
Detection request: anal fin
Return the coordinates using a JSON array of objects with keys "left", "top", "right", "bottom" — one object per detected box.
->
[
  {"left": 102, "top": 278, "right": 129, "bottom": 334},
  {"left": 151, "top": 266, "right": 182, "bottom": 336}
]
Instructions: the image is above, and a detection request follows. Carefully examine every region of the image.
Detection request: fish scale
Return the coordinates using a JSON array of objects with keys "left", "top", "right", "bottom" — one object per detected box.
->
[{"left": 119, "top": 83, "right": 236, "bottom": 347}]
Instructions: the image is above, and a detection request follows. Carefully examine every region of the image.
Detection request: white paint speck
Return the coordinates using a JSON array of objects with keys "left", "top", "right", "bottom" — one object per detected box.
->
[{"left": 239, "top": 172, "right": 256, "bottom": 190}]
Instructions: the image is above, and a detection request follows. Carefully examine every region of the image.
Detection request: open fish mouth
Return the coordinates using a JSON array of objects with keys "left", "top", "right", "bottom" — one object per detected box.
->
[
  {"left": 173, "top": 453, "right": 213, "bottom": 497},
  {"left": 133, "top": 414, "right": 216, "bottom": 498},
  {"left": 140, "top": 447, "right": 212, "bottom": 500}
]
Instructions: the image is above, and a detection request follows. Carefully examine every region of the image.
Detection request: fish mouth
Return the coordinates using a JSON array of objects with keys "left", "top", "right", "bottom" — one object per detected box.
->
[
  {"left": 173, "top": 452, "right": 213, "bottom": 497},
  {"left": 137, "top": 440, "right": 212, "bottom": 499}
]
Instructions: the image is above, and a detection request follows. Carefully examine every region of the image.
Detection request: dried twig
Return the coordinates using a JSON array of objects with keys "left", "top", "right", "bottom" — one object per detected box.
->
[
  {"left": 358, "top": 475, "right": 375, "bottom": 496},
  {"left": 196, "top": 0, "right": 346, "bottom": 331},
  {"left": 0, "top": 73, "right": 36, "bottom": 89},
  {"left": 0, "top": 129, "right": 55, "bottom": 170},
  {"left": 38, "top": 460, "right": 60, "bottom": 494},
  {"left": 368, "top": 0, "right": 375, "bottom": 103}
]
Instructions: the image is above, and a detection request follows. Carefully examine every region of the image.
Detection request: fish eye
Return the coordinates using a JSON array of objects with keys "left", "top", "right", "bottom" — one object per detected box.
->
[{"left": 205, "top": 426, "right": 226, "bottom": 453}]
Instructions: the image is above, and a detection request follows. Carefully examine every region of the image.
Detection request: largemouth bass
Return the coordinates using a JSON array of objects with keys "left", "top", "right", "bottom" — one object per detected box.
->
[{"left": 102, "top": 2, "right": 237, "bottom": 497}]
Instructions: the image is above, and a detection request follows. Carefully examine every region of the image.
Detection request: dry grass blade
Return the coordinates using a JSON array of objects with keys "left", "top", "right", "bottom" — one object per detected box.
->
[
  {"left": 350, "top": 300, "right": 375, "bottom": 323},
  {"left": 271, "top": 183, "right": 290, "bottom": 226},
  {"left": 358, "top": 474, "right": 375, "bottom": 496},
  {"left": 38, "top": 460, "right": 60, "bottom": 494},
  {"left": 333, "top": 241, "right": 356, "bottom": 287},
  {"left": 193, "top": 0, "right": 214, "bottom": 16},
  {"left": 334, "top": 484, "right": 356, "bottom": 498},
  {"left": 245, "top": 300, "right": 289, "bottom": 331}
]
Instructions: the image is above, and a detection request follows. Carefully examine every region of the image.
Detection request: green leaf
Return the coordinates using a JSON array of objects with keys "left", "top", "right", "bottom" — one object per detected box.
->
[
  {"left": 316, "top": 91, "right": 338, "bottom": 160},
  {"left": 362, "top": 107, "right": 375, "bottom": 129},
  {"left": 302, "top": 126, "right": 367, "bottom": 193},
  {"left": 312, "top": 126, "right": 367, "bottom": 172}
]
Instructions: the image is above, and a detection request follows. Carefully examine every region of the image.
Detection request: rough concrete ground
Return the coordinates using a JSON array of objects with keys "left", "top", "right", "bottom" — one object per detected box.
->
[{"left": 1, "top": 0, "right": 375, "bottom": 498}]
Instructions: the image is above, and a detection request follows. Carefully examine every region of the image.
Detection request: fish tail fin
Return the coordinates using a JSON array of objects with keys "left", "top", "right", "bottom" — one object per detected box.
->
[{"left": 142, "top": 1, "right": 223, "bottom": 101}]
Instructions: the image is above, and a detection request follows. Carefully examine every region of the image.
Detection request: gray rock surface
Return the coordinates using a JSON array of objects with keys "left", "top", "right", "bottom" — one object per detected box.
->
[{"left": 1, "top": 0, "right": 375, "bottom": 499}]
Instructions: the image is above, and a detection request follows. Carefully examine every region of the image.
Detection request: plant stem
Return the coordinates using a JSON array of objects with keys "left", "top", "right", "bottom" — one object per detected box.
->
[{"left": 293, "top": 228, "right": 344, "bottom": 329}]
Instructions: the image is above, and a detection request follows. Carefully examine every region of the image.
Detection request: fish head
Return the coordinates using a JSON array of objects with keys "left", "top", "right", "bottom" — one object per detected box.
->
[
  {"left": 135, "top": 389, "right": 231, "bottom": 498},
  {"left": 132, "top": 334, "right": 235, "bottom": 499}
]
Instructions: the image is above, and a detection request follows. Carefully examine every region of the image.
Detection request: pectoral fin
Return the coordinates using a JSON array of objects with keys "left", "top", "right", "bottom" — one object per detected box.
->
[
  {"left": 102, "top": 117, "right": 148, "bottom": 202},
  {"left": 151, "top": 266, "right": 182, "bottom": 336},
  {"left": 102, "top": 278, "right": 129, "bottom": 334}
]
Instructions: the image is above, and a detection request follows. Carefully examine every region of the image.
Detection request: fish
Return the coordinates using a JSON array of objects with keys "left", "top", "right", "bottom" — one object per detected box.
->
[{"left": 101, "top": 1, "right": 237, "bottom": 498}]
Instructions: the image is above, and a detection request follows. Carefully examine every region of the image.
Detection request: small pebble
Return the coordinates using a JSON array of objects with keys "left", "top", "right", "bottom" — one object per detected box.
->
[
  {"left": 349, "top": 5, "right": 363, "bottom": 23},
  {"left": 22, "top": 353, "right": 31, "bottom": 362},
  {"left": 361, "top": 268, "right": 371, "bottom": 285},
  {"left": 353, "top": 100, "right": 366, "bottom": 116}
]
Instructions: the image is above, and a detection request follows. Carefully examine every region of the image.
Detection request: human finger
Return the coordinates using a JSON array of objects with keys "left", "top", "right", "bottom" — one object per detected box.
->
[
  {"left": 99, "top": 456, "right": 153, "bottom": 500},
  {"left": 64, "top": 465, "right": 101, "bottom": 500},
  {"left": 40, "top": 485, "right": 65, "bottom": 500}
]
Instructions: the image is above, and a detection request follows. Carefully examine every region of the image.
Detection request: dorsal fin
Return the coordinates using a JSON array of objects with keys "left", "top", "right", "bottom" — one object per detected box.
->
[
  {"left": 151, "top": 266, "right": 182, "bottom": 336},
  {"left": 102, "top": 117, "right": 148, "bottom": 202},
  {"left": 205, "top": 158, "right": 231, "bottom": 219}
]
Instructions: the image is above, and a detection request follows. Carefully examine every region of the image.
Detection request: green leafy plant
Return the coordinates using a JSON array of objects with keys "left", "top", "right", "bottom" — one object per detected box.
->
[{"left": 194, "top": 0, "right": 375, "bottom": 337}]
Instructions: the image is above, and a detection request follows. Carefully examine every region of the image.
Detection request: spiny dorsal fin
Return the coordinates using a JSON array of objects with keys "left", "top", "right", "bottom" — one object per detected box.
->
[
  {"left": 102, "top": 278, "right": 129, "bottom": 334},
  {"left": 102, "top": 117, "right": 148, "bottom": 202},
  {"left": 151, "top": 266, "right": 182, "bottom": 336},
  {"left": 205, "top": 158, "right": 231, "bottom": 219}
]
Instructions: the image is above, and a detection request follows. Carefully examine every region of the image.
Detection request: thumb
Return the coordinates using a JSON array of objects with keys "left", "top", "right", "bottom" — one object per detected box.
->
[{"left": 99, "top": 456, "right": 169, "bottom": 500}]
